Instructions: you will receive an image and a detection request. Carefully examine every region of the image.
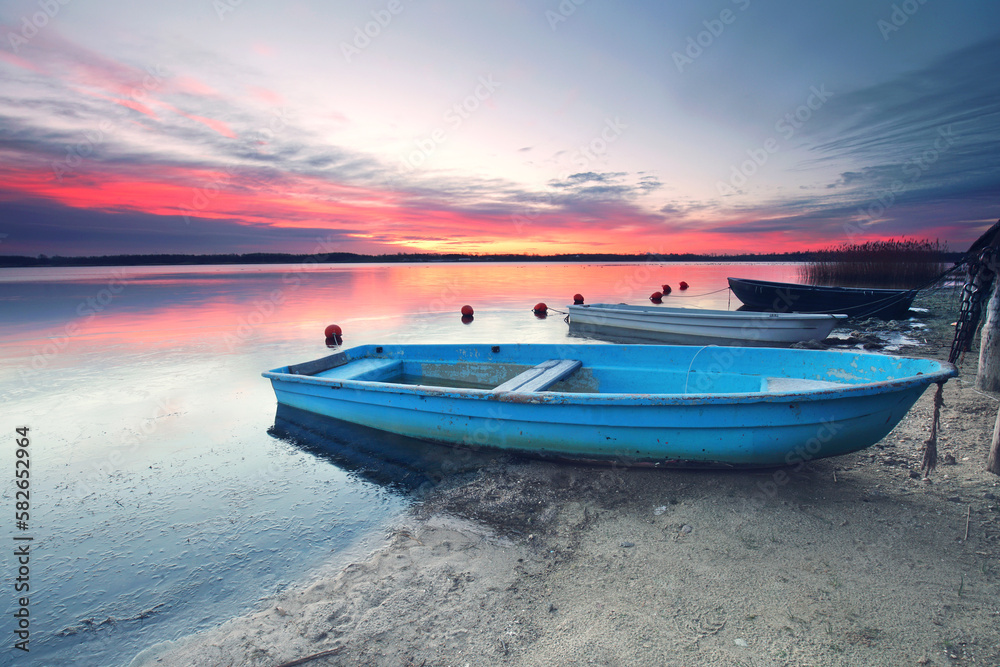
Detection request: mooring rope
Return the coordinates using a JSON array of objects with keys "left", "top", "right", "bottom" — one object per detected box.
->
[
  {"left": 683, "top": 345, "right": 717, "bottom": 394},
  {"left": 777, "top": 289, "right": 918, "bottom": 317},
  {"left": 662, "top": 286, "right": 732, "bottom": 298},
  {"left": 921, "top": 380, "right": 946, "bottom": 474}
]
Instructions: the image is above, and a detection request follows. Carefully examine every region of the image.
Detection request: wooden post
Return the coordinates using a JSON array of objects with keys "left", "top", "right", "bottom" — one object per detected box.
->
[
  {"left": 953, "top": 221, "right": 1000, "bottom": 474},
  {"left": 982, "top": 278, "right": 1000, "bottom": 474},
  {"left": 989, "top": 405, "right": 1000, "bottom": 475},
  {"left": 978, "top": 284, "right": 1000, "bottom": 391}
]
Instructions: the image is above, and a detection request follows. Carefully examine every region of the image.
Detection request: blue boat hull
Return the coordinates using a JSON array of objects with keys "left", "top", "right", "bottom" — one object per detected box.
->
[{"left": 262, "top": 344, "right": 956, "bottom": 468}]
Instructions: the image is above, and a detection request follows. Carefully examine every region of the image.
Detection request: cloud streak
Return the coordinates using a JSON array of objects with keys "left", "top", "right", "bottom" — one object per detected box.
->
[{"left": 0, "top": 6, "right": 997, "bottom": 257}]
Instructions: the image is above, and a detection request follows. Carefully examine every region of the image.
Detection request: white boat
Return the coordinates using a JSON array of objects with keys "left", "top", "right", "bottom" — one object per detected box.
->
[{"left": 567, "top": 303, "right": 847, "bottom": 346}]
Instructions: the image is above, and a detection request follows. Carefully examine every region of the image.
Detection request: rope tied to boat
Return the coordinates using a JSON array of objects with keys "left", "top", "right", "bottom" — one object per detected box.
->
[
  {"left": 662, "top": 286, "right": 732, "bottom": 299},
  {"left": 776, "top": 288, "right": 921, "bottom": 317},
  {"left": 921, "top": 380, "right": 946, "bottom": 474},
  {"left": 683, "top": 345, "right": 718, "bottom": 394}
]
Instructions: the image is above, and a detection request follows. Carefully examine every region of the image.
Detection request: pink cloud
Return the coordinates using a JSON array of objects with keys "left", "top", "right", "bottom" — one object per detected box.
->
[
  {"left": 249, "top": 86, "right": 284, "bottom": 106},
  {"left": 156, "top": 101, "right": 237, "bottom": 138},
  {"left": 183, "top": 112, "right": 238, "bottom": 139},
  {"left": 0, "top": 49, "right": 45, "bottom": 73},
  {"left": 171, "top": 76, "right": 219, "bottom": 97}
]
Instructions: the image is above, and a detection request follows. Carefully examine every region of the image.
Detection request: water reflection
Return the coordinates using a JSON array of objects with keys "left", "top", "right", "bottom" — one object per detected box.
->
[
  {"left": 269, "top": 405, "right": 503, "bottom": 493},
  {"left": 0, "top": 261, "right": 807, "bottom": 666},
  {"left": 566, "top": 321, "right": 684, "bottom": 345},
  {"left": 0, "top": 262, "right": 805, "bottom": 354}
]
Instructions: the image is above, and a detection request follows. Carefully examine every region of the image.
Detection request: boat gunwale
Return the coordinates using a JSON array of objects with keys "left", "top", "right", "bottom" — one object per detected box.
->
[
  {"left": 262, "top": 350, "right": 957, "bottom": 406},
  {"left": 726, "top": 276, "right": 919, "bottom": 296}
]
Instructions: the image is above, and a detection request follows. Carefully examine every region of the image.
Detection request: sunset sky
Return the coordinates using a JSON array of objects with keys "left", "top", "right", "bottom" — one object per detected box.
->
[{"left": 1, "top": 0, "right": 997, "bottom": 257}]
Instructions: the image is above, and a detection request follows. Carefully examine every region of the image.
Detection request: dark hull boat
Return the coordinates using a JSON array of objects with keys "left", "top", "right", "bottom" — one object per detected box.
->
[{"left": 727, "top": 277, "right": 918, "bottom": 320}]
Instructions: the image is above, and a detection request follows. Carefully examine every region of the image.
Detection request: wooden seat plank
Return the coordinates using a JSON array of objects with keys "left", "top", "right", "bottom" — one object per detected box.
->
[{"left": 493, "top": 359, "right": 582, "bottom": 393}]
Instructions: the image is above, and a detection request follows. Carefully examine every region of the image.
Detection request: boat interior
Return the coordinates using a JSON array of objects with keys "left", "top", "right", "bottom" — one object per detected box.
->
[{"left": 294, "top": 355, "right": 850, "bottom": 396}]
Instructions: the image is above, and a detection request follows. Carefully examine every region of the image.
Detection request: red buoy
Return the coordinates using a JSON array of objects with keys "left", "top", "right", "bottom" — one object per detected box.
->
[
  {"left": 679, "top": 281, "right": 689, "bottom": 290},
  {"left": 533, "top": 302, "right": 548, "bottom": 314},
  {"left": 649, "top": 291, "right": 663, "bottom": 303},
  {"left": 324, "top": 324, "right": 342, "bottom": 338},
  {"left": 661, "top": 284, "right": 672, "bottom": 295},
  {"left": 573, "top": 293, "right": 584, "bottom": 305},
  {"left": 461, "top": 305, "right": 474, "bottom": 316},
  {"left": 461, "top": 314, "right": 474, "bottom": 324},
  {"left": 325, "top": 335, "right": 342, "bottom": 347}
]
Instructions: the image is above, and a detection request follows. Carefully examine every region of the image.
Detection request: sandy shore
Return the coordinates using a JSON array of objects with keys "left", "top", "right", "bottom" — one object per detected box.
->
[{"left": 135, "top": 292, "right": 1000, "bottom": 667}]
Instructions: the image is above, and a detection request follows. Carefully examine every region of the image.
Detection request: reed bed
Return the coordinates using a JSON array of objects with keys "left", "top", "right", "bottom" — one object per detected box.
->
[{"left": 801, "top": 239, "right": 948, "bottom": 288}]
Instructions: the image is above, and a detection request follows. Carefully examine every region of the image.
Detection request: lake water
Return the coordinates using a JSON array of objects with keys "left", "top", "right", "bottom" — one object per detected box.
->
[{"left": 0, "top": 261, "right": 804, "bottom": 665}]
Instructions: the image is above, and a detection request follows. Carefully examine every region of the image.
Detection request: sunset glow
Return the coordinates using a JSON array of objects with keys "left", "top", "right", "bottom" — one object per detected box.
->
[{"left": 1, "top": 2, "right": 997, "bottom": 257}]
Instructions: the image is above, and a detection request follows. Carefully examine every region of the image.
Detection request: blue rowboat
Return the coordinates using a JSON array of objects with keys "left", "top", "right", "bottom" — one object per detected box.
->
[{"left": 262, "top": 344, "right": 956, "bottom": 468}]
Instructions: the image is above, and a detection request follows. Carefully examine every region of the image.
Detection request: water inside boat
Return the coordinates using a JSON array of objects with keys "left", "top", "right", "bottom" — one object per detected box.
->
[{"left": 390, "top": 373, "right": 498, "bottom": 390}]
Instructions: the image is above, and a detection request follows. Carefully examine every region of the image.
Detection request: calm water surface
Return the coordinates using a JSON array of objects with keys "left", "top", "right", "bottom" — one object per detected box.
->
[{"left": 0, "top": 261, "right": 803, "bottom": 665}]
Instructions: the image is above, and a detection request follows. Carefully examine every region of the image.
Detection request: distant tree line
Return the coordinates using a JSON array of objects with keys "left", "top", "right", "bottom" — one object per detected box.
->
[{"left": 0, "top": 249, "right": 964, "bottom": 268}]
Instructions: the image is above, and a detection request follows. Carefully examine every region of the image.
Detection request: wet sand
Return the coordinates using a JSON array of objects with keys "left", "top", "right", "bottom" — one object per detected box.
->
[{"left": 134, "top": 289, "right": 1000, "bottom": 667}]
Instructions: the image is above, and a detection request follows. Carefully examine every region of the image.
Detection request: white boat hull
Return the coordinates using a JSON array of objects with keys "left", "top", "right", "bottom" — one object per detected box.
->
[{"left": 568, "top": 304, "right": 846, "bottom": 346}]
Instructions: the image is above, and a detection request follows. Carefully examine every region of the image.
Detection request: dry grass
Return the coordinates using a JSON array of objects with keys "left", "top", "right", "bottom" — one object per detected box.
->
[{"left": 801, "top": 238, "right": 948, "bottom": 288}]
